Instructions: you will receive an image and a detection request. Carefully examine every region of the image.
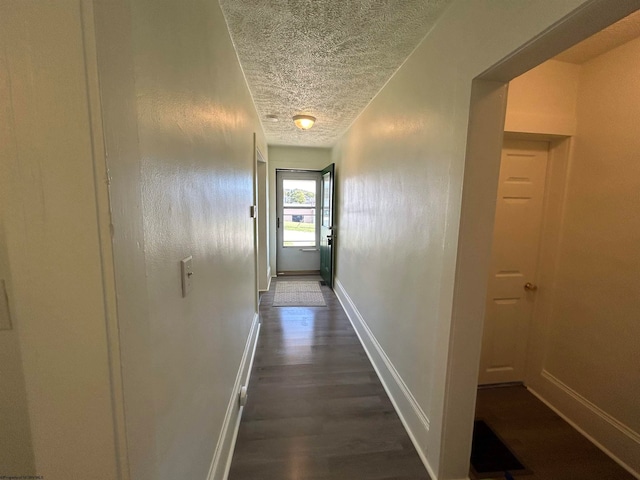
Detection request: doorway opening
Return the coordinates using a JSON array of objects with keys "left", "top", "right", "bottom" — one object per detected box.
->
[
  {"left": 254, "top": 137, "right": 269, "bottom": 307},
  {"left": 276, "top": 169, "right": 322, "bottom": 275},
  {"left": 275, "top": 165, "right": 335, "bottom": 286},
  {"left": 446, "top": 2, "right": 640, "bottom": 479}
]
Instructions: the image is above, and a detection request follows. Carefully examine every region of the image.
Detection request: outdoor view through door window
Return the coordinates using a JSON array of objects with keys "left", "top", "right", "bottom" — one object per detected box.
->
[{"left": 283, "top": 179, "right": 316, "bottom": 247}]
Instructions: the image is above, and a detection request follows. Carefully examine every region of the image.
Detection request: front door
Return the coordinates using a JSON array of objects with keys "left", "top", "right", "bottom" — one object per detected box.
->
[
  {"left": 478, "top": 139, "right": 549, "bottom": 385},
  {"left": 276, "top": 170, "right": 322, "bottom": 273},
  {"left": 319, "top": 164, "right": 335, "bottom": 287}
]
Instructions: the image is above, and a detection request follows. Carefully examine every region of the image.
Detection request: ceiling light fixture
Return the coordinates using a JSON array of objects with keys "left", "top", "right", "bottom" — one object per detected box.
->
[{"left": 293, "top": 115, "right": 316, "bottom": 130}]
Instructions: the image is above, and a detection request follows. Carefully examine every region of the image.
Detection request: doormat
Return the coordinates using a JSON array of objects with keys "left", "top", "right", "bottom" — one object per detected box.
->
[
  {"left": 273, "top": 281, "right": 326, "bottom": 307},
  {"left": 470, "top": 420, "right": 532, "bottom": 479}
]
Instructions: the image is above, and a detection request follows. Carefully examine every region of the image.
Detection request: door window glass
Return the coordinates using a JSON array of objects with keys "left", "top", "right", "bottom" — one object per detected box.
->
[
  {"left": 282, "top": 179, "right": 316, "bottom": 247},
  {"left": 322, "top": 172, "right": 331, "bottom": 227}
]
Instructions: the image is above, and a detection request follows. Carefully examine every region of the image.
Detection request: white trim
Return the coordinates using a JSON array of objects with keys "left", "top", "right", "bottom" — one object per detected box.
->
[
  {"left": 206, "top": 313, "right": 260, "bottom": 480},
  {"left": 256, "top": 146, "right": 266, "bottom": 164},
  {"left": 259, "top": 267, "right": 272, "bottom": 293},
  {"left": 334, "top": 278, "right": 435, "bottom": 478},
  {"left": 81, "top": 4, "right": 130, "bottom": 477},
  {"left": 540, "top": 370, "right": 640, "bottom": 444},
  {"left": 529, "top": 371, "right": 640, "bottom": 478}
]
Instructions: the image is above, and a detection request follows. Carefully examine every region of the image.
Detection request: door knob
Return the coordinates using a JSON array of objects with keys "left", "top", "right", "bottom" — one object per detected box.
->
[{"left": 524, "top": 282, "right": 538, "bottom": 291}]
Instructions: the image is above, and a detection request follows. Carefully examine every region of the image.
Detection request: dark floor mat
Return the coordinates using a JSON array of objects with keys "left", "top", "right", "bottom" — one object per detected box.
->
[{"left": 470, "top": 420, "right": 532, "bottom": 479}]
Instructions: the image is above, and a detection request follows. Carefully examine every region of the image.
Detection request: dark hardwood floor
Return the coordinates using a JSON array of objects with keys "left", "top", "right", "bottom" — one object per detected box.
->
[
  {"left": 475, "top": 385, "right": 635, "bottom": 480},
  {"left": 228, "top": 276, "right": 430, "bottom": 480}
]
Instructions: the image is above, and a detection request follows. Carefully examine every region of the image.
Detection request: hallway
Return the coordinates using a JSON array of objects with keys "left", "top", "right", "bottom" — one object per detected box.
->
[
  {"left": 3, "top": 2, "right": 640, "bottom": 478},
  {"left": 228, "top": 277, "right": 430, "bottom": 479}
]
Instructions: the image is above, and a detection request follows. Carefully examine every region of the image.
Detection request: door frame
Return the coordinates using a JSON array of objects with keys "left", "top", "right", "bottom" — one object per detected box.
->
[
  {"left": 255, "top": 139, "right": 270, "bottom": 293},
  {"left": 253, "top": 134, "right": 269, "bottom": 312},
  {"left": 440, "top": 1, "right": 638, "bottom": 477},
  {"left": 478, "top": 134, "right": 572, "bottom": 386},
  {"left": 513, "top": 134, "right": 572, "bottom": 386},
  {"left": 275, "top": 168, "right": 322, "bottom": 274},
  {"left": 319, "top": 163, "right": 335, "bottom": 287},
  {"left": 252, "top": 135, "right": 259, "bottom": 312}
]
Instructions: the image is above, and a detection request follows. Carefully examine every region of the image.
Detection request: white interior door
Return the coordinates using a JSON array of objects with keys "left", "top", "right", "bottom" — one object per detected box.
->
[
  {"left": 479, "top": 139, "right": 549, "bottom": 385},
  {"left": 276, "top": 170, "right": 321, "bottom": 273}
]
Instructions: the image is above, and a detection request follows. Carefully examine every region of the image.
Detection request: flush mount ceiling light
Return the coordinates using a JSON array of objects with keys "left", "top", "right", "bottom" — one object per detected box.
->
[{"left": 293, "top": 115, "right": 316, "bottom": 130}]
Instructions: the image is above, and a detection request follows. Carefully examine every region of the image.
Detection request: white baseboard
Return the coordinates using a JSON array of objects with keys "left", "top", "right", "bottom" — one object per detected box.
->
[
  {"left": 334, "top": 278, "right": 436, "bottom": 478},
  {"left": 206, "top": 313, "right": 260, "bottom": 480},
  {"left": 529, "top": 370, "right": 639, "bottom": 478}
]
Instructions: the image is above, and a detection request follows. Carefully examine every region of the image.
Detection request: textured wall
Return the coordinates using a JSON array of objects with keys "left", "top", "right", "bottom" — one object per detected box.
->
[
  {"left": 0, "top": 5, "right": 35, "bottom": 473},
  {"left": 220, "top": 0, "right": 451, "bottom": 147},
  {"left": 0, "top": 68, "right": 35, "bottom": 474},
  {"left": 0, "top": 2, "right": 120, "bottom": 477},
  {"left": 330, "top": 1, "right": 596, "bottom": 478},
  {"left": 94, "top": 0, "right": 268, "bottom": 478}
]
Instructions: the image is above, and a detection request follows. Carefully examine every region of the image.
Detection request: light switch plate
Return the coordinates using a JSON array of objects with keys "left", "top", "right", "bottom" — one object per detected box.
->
[
  {"left": 180, "top": 256, "right": 193, "bottom": 298},
  {"left": 0, "top": 279, "right": 12, "bottom": 330}
]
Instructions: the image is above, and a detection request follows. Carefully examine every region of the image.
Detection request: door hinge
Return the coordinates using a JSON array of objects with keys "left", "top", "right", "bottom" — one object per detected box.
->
[{"left": 277, "top": 217, "right": 280, "bottom": 228}]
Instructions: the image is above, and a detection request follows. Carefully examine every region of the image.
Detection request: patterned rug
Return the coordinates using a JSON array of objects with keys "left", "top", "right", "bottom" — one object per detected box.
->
[{"left": 272, "top": 281, "right": 326, "bottom": 307}]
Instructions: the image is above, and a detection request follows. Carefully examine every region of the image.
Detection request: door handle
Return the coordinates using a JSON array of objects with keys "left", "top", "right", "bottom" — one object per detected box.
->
[{"left": 524, "top": 282, "right": 538, "bottom": 291}]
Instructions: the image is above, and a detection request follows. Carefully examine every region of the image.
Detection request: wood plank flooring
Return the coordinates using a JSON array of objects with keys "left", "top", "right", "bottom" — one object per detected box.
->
[
  {"left": 228, "top": 276, "right": 430, "bottom": 480},
  {"left": 475, "top": 385, "right": 635, "bottom": 480}
]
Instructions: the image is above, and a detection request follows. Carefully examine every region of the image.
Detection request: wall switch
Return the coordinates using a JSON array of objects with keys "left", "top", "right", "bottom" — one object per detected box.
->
[
  {"left": 180, "top": 256, "right": 193, "bottom": 298},
  {"left": 0, "top": 279, "right": 12, "bottom": 330}
]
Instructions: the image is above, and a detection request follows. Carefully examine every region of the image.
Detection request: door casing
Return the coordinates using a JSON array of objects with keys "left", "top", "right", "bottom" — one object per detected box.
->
[{"left": 276, "top": 169, "right": 322, "bottom": 273}]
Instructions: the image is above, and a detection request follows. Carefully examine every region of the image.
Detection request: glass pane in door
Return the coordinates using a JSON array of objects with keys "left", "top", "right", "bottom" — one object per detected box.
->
[
  {"left": 322, "top": 171, "right": 331, "bottom": 227},
  {"left": 282, "top": 179, "right": 317, "bottom": 247}
]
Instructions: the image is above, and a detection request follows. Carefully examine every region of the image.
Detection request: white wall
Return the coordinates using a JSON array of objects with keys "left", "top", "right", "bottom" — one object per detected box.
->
[
  {"left": 267, "top": 146, "right": 331, "bottom": 275},
  {"left": 505, "top": 59, "right": 581, "bottom": 136},
  {"left": 1, "top": 0, "right": 267, "bottom": 478},
  {"left": 92, "top": 1, "right": 268, "bottom": 479},
  {"left": 0, "top": 2, "right": 121, "bottom": 477},
  {"left": 329, "top": 1, "right": 609, "bottom": 478},
  {"left": 0, "top": 9, "right": 35, "bottom": 472},
  {"left": 526, "top": 37, "right": 640, "bottom": 475},
  {"left": 0, "top": 215, "right": 34, "bottom": 474}
]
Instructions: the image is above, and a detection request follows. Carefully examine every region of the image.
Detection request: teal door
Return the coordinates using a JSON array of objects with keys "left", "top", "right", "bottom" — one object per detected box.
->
[{"left": 319, "top": 164, "right": 335, "bottom": 287}]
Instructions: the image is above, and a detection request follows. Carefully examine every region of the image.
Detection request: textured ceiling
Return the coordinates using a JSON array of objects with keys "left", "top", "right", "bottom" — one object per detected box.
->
[
  {"left": 554, "top": 8, "right": 640, "bottom": 64},
  {"left": 219, "top": 0, "right": 451, "bottom": 147}
]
